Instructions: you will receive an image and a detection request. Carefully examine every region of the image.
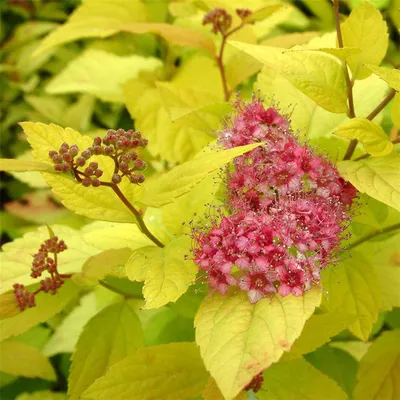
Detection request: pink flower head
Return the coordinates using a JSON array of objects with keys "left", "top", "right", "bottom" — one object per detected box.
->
[{"left": 191, "top": 97, "right": 357, "bottom": 302}]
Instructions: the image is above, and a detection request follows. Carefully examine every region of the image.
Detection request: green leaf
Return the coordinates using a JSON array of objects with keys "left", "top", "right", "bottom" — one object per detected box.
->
[
  {"left": 141, "top": 142, "right": 262, "bottom": 207},
  {"left": 292, "top": 46, "right": 362, "bottom": 62},
  {"left": 34, "top": 0, "right": 148, "bottom": 56},
  {"left": 81, "top": 342, "right": 208, "bottom": 400},
  {"left": 203, "top": 378, "right": 247, "bottom": 400},
  {"left": 46, "top": 49, "right": 161, "bottom": 102},
  {"left": 43, "top": 292, "right": 98, "bottom": 356},
  {"left": 0, "top": 341, "right": 56, "bottom": 381},
  {"left": 16, "top": 391, "right": 67, "bottom": 400},
  {"left": 366, "top": 64, "right": 400, "bottom": 91},
  {"left": 337, "top": 154, "right": 400, "bottom": 212},
  {"left": 321, "top": 254, "right": 381, "bottom": 341},
  {"left": 334, "top": 118, "right": 393, "bottom": 156},
  {"left": 392, "top": 93, "right": 400, "bottom": 128},
  {"left": 243, "top": 4, "right": 284, "bottom": 23},
  {"left": 126, "top": 235, "right": 196, "bottom": 309},
  {"left": 20, "top": 122, "right": 143, "bottom": 223},
  {"left": 68, "top": 301, "right": 144, "bottom": 400},
  {"left": 0, "top": 225, "right": 100, "bottom": 294},
  {"left": 258, "top": 358, "right": 347, "bottom": 400},
  {"left": 194, "top": 289, "right": 321, "bottom": 399},
  {"left": 0, "top": 159, "right": 54, "bottom": 173},
  {"left": 330, "top": 341, "right": 371, "bottom": 361},
  {"left": 0, "top": 281, "right": 79, "bottom": 341},
  {"left": 354, "top": 329, "right": 400, "bottom": 400},
  {"left": 285, "top": 312, "right": 358, "bottom": 360},
  {"left": 305, "top": 346, "right": 358, "bottom": 397},
  {"left": 341, "top": 1, "right": 389, "bottom": 80},
  {"left": 229, "top": 41, "right": 347, "bottom": 113}
]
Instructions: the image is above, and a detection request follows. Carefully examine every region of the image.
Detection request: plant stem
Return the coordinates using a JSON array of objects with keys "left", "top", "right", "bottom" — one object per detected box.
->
[
  {"left": 366, "top": 89, "right": 396, "bottom": 121},
  {"left": 216, "top": 23, "right": 245, "bottom": 101},
  {"left": 353, "top": 136, "right": 400, "bottom": 161},
  {"left": 347, "top": 223, "right": 400, "bottom": 250},
  {"left": 100, "top": 182, "right": 165, "bottom": 248}
]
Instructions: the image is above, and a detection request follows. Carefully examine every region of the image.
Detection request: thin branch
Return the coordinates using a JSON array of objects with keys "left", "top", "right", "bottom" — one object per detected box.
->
[
  {"left": 353, "top": 136, "right": 400, "bottom": 161},
  {"left": 366, "top": 89, "right": 396, "bottom": 121},
  {"left": 100, "top": 181, "right": 165, "bottom": 248},
  {"left": 347, "top": 223, "right": 400, "bottom": 251}
]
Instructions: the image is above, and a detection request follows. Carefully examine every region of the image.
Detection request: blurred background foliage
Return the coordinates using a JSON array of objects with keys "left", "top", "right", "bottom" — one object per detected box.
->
[{"left": 0, "top": 0, "right": 399, "bottom": 399}]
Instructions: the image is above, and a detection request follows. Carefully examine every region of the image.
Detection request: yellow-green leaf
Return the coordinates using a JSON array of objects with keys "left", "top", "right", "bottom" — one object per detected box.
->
[
  {"left": 304, "top": 47, "right": 361, "bottom": 62},
  {"left": 341, "top": 1, "right": 389, "bottom": 80},
  {"left": 121, "top": 23, "right": 216, "bottom": 55},
  {"left": 46, "top": 49, "right": 161, "bottom": 102},
  {"left": 203, "top": 378, "right": 247, "bottom": 400},
  {"left": 258, "top": 358, "right": 347, "bottom": 400},
  {"left": 81, "top": 342, "right": 208, "bottom": 400},
  {"left": 195, "top": 289, "right": 321, "bottom": 399},
  {"left": 0, "top": 294, "right": 20, "bottom": 319},
  {"left": 0, "top": 280, "right": 79, "bottom": 341},
  {"left": 354, "top": 329, "right": 400, "bottom": 400},
  {"left": 334, "top": 117, "right": 393, "bottom": 156},
  {"left": 229, "top": 41, "right": 347, "bottom": 113},
  {"left": 366, "top": 64, "right": 400, "bottom": 91},
  {"left": 321, "top": 254, "right": 381, "bottom": 341},
  {"left": 35, "top": 0, "right": 148, "bottom": 56},
  {"left": 68, "top": 301, "right": 144, "bottom": 400},
  {"left": 126, "top": 235, "right": 196, "bottom": 309},
  {"left": 16, "top": 391, "right": 67, "bottom": 400},
  {"left": 141, "top": 142, "right": 262, "bottom": 207},
  {"left": 0, "top": 341, "right": 56, "bottom": 381},
  {"left": 392, "top": 93, "right": 400, "bottom": 127},
  {"left": 0, "top": 159, "right": 54, "bottom": 173},
  {"left": 20, "top": 122, "right": 142, "bottom": 222},
  {"left": 337, "top": 154, "right": 400, "bottom": 212}
]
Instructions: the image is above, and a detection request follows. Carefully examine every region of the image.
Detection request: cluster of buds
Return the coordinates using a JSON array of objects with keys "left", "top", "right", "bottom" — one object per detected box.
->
[
  {"left": 245, "top": 372, "right": 264, "bottom": 393},
  {"left": 49, "top": 129, "right": 148, "bottom": 187},
  {"left": 13, "top": 235, "right": 70, "bottom": 311},
  {"left": 191, "top": 97, "right": 357, "bottom": 303},
  {"left": 203, "top": 8, "right": 253, "bottom": 34}
]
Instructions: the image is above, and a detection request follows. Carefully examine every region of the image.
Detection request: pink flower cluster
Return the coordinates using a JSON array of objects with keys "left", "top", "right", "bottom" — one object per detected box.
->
[{"left": 191, "top": 97, "right": 357, "bottom": 303}]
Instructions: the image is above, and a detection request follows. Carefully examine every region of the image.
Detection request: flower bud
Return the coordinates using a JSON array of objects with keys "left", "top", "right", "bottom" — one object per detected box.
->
[
  {"left": 93, "top": 137, "right": 102, "bottom": 146},
  {"left": 76, "top": 157, "right": 86, "bottom": 167},
  {"left": 82, "top": 149, "right": 92, "bottom": 159},
  {"left": 82, "top": 177, "right": 92, "bottom": 187},
  {"left": 92, "top": 178, "right": 101, "bottom": 187},
  {"left": 112, "top": 174, "right": 122, "bottom": 184}
]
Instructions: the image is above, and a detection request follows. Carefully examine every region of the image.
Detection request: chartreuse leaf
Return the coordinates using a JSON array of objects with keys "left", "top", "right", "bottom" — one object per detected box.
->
[
  {"left": 203, "top": 378, "right": 247, "bottom": 400},
  {"left": 0, "top": 294, "right": 20, "bottom": 319},
  {"left": 0, "top": 159, "right": 54, "bottom": 173},
  {"left": 20, "top": 122, "right": 142, "bottom": 223},
  {"left": 46, "top": 49, "right": 161, "bottom": 102},
  {"left": 0, "top": 341, "right": 56, "bottom": 381},
  {"left": 284, "top": 312, "right": 358, "bottom": 360},
  {"left": 258, "top": 358, "right": 347, "bottom": 400},
  {"left": 195, "top": 289, "right": 321, "bottom": 399},
  {"left": 126, "top": 235, "right": 196, "bottom": 309},
  {"left": 0, "top": 225, "right": 100, "bottom": 294},
  {"left": 366, "top": 64, "right": 400, "bottom": 91},
  {"left": 354, "top": 329, "right": 400, "bottom": 400},
  {"left": 34, "top": 0, "right": 147, "bottom": 56},
  {"left": 43, "top": 292, "right": 98, "bottom": 356},
  {"left": 229, "top": 41, "right": 347, "bottom": 113},
  {"left": 0, "top": 281, "right": 79, "bottom": 342},
  {"left": 68, "top": 301, "right": 144, "bottom": 400},
  {"left": 337, "top": 154, "right": 400, "bottom": 212},
  {"left": 330, "top": 341, "right": 371, "bottom": 361},
  {"left": 81, "top": 342, "right": 208, "bottom": 400},
  {"left": 321, "top": 254, "right": 381, "bottom": 341},
  {"left": 392, "top": 93, "right": 400, "bottom": 127},
  {"left": 306, "top": 346, "right": 358, "bottom": 397},
  {"left": 16, "top": 392, "right": 67, "bottom": 400},
  {"left": 341, "top": 1, "right": 389, "bottom": 80},
  {"left": 141, "top": 142, "right": 262, "bottom": 207},
  {"left": 334, "top": 118, "right": 393, "bottom": 156}
]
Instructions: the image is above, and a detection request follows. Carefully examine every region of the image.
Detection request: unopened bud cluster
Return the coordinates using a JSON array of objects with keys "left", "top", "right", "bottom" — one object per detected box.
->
[
  {"left": 49, "top": 129, "right": 148, "bottom": 186},
  {"left": 191, "top": 97, "right": 357, "bottom": 303},
  {"left": 203, "top": 7, "right": 252, "bottom": 34},
  {"left": 13, "top": 236, "right": 69, "bottom": 311}
]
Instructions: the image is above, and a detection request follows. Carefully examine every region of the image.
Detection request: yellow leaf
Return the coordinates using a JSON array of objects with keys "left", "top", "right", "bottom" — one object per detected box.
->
[
  {"left": 194, "top": 289, "right": 321, "bottom": 399},
  {"left": 334, "top": 118, "right": 393, "bottom": 156},
  {"left": 354, "top": 329, "right": 400, "bottom": 400},
  {"left": 16, "top": 391, "right": 67, "bottom": 400},
  {"left": 140, "top": 142, "right": 262, "bottom": 207},
  {"left": 0, "top": 159, "right": 54, "bottom": 173},
  {"left": 203, "top": 378, "right": 247, "bottom": 400},
  {"left": 0, "top": 294, "right": 21, "bottom": 319},
  {"left": 46, "top": 49, "right": 161, "bottom": 102},
  {"left": 126, "top": 235, "right": 196, "bottom": 309},
  {"left": 35, "top": 0, "right": 148, "bottom": 56},
  {"left": 0, "top": 341, "right": 56, "bottom": 381},
  {"left": 337, "top": 154, "right": 400, "bottom": 212},
  {"left": 230, "top": 41, "right": 347, "bottom": 113},
  {"left": 392, "top": 93, "right": 400, "bottom": 128},
  {"left": 341, "top": 1, "right": 389, "bottom": 80},
  {"left": 366, "top": 64, "right": 400, "bottom": 91}
]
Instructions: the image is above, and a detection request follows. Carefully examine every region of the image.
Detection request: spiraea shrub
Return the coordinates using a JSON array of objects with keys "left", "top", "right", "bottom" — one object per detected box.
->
[{"left": 0, "top": 1, "right": 399, "bottom": 399}]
